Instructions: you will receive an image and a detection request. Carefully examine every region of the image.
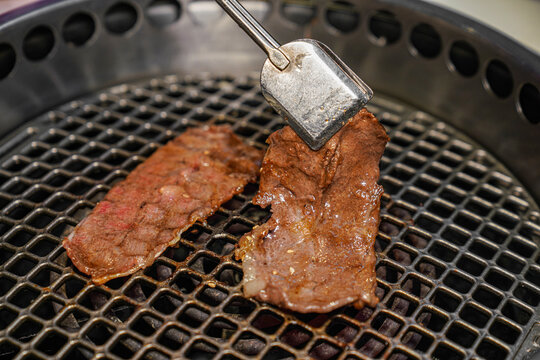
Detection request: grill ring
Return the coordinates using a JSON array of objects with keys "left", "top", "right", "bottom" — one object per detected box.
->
[{"left": 0, "top": 75, "right": 538, "bottom": 359}]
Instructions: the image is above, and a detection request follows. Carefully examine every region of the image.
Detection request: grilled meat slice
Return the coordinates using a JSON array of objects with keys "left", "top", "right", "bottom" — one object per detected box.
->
[
  {"left": 236, "top": 109, "right": 389, "bottom": 313},
  {"left": 64, "top": 125, "right": 263, "bottom": 284}
]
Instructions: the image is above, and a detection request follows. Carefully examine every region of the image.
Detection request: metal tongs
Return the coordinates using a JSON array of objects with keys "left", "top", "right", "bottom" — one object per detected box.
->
[{"left": 215, "top": 0, "right": 373, "bottom": 150}]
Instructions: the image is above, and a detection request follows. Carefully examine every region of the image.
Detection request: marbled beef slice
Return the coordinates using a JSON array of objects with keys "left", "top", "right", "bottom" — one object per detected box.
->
[
  {"left": 64, "top": 125, "right": 263, "bottom": 284},
  {"left": 236, "top": 109, "right": 389, "bottom": 313}
]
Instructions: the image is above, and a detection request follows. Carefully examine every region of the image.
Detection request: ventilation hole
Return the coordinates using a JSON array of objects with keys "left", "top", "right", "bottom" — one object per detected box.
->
[
  {"left": 143, "top": 260, "right": 174, "bottom": 282},
  {"left": 388, "top": 204, "right": 414, "bottom": 221},
  {"left": 125, "top": 279, "right": 156, "bottom": 302},
  {"left": 281, "top": 0, "right": 316, "bottom": 26},
  {"left": 204, "top": 317, "right": 237, "bottom": 340},
  {"left": 262, "top": 347, "right": 294, "bottom": 360},
  {"left": 441, "top": 226, "right": 469, "bottom": 246},
  {"left": 26, "top": 187, "right": 52, "bottom": 202},
  {"left": 410, "top": 23, "right": 441, "bottom": 58},
  {"left": 9, "top": 285, "right": 40, "bottom": 308},
  {"left": 498, "top": 253, "right": 525, "bottom": 274},
  {"left": 473, "top": 285, "right": 502, "bottom": 309},
  {"left": 186, "top": 339, "right": 217, "bottom": 359},
  {"left": 356, "top": 332, "right": 388, "bottom": 357},
  {"left": 309, "top": 339, "right": 342, "bottom": 359},
  {"left": 401, "top": 327, "right": 433, "bottom": 353},
  {"left": 325, "top": 319, "right": 358, "bottom": 343},
  {"left": 225, "top": 220, "right": 253, "bottom": 236},
  {"left": 368, "top": 10, "right": 401, "bottom": 46},
  {"left": 459, "top": 303, "right": 490, "bottom": 327},
  {"left": 163, "top": 243, "right": 193, "bottom": 263},
  {"left": 502, "top": 300, "right": 532, "bottom": 325},
  {"left": 36, "top": 330, "right": 68, "bottom": 355},
  {"left": 465, "top": 198, "right": 491, "bottom": 216},
  {"left": 58, "top": 308, "right": 90, "bottom": 332},
  {"left": 449, "top": 40, "right": 479, "bottom": 77},
  {"left": 146, "top": 0, "right": 181, "bottom": 28},
  {"left": 23, "top": 25, "right": 55, "bottom": 61},
  {"left": 0, "top": 43, "right": 16, "bottom": 80},
  {"left": 457, "top": 254, "right": 485, "bottom": 276},
  {"left": 131, "top": 312, "right": 163, "bottom": 336},
  {"left": 110, "top": 334, "right": 141, "bottom": 358},
  {"left": 514, "top": 283, "right": 540, "bottom": 306},
  {"left": 476, "top": 338, "right": 508, "bottom": 360},
  {"left": 379, "top": 218, "right": 401, "bottom": 236},
  {"left": 429, "top": 242, "right": 456, "bottom": 262},
  {"left": 178, "top": 305, "right": 209, "bottom": 328},
  {"left": 519, "top": 83, "right": 540, "bottom": 124},
  {"left": 454, "top": 211, "right": 481, "bottom": 230},
  {"left": 325, "top": 1, "right": 359, "bottom": 33},
  {"left": 402, "top": 188, "right": 428, "bottom": 206},
  {"left": 150, "top": 290, "right": 182, "bottom": 315},
  {"left": 443, "top": 272, "right": 473, "bottom": 294},
  {"left": 55, "top": 276, "right": 86, "bottom": 299},
  {"left": 389, "top": 246, "right": 416, "bottom": 265},
  {"left": 8, "top": 257, "right": 37, "bottom": 276},
  {"left": 85, "top": 320, "right": 115, "bottom": 345},
  {"left": 183, "top": 224, "right": 212, "bottom": 242},
  {"left": 106, "top": 299, "right": 135, "bottom": 322},
  {"left": 234, "top": 125, "right": 257, "bottom": 138},
  {"left": 386, "top": 293, "right": 418, "bottom": 317},
  {"left": 32, "top": 296, "right": 64, "bottom": 320},
  {"left": 431, "top": 288, "right": 461, "bottom": 312},
  {"left": 0, "top": 307, "right": 18, "bottom": 331},
  {"left": 250, "top": 311, "right": 283, "bottom": 335},
  {"left": 280, "top": 324, "right": 312, "bottom": 349},
  {"left": 416, "top": 257, "right": 445, "bottom": 279},
  {"left": 189, "top": 254, "right": 219, "bottom": 274},
  {"left": 62, "top": 12, "right": 96, "bottom": 46},
  {"left": 216, "top": 265, "right": 243, "bottom": 286},
  {"left": 376, "top": 263, "right": 403, "bottom": 283},
  {"left": 508, "top": 237, "right": 535, "bottom": 258},
  {"left": 105, "top": 2, "right": 139, "bottom": 34},
  {"left": 172, "top": 271, "right": 201, "bottom": 294},
  {"left": 158, "top": 325, "right": 190, "bottom": 350},
  {"left": 480, "top": 224, "right": 508, "bottom": 244},
  {"left": 469, "top": 239, "right": 496, "bottom": 260},
  {"left": 402, "top": 274, "right": 432, "bottom": 298},
  {"left": 223, "top": 296, "right": 256, "bottom": 319},
  {"left": 447, "top": 322, "right": 477, "bottom": 348},
  {"left": 432, "top": 342, "right": 464, "bottom": 360},
  {"left": 489, "top": 319, "right": 520, "bottom": 344},
  {"left": 197, "top": 285, "right": 228, "bottom": 306},
  {"left": 6, "top": 229, "right": 35, "bottom": 247},
  {"left": 10, "top": 318, "right": 43, "bottom": 343},
  {"left": 0, "top": 340, "right": 19, "bottom": 360},
  {"left": 28, "top": 211, "right": 55, "bottom": 229},
  {"left": 62, "top": 344, "right": 94, "bottom": 360},
  {"left": 485, "top": 59, "right": 513, "bottom": 98},
  {"left": 388, "top": 166, "right": 414, "bottom": 181},
  {"left": 372, "top": 312, "right": 404, "bottom": 337}
]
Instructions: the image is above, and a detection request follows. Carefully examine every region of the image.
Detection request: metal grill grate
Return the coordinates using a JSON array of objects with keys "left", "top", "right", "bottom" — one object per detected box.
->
[{"left": 0, "top": 74, "right": 539, "bottom": 360}]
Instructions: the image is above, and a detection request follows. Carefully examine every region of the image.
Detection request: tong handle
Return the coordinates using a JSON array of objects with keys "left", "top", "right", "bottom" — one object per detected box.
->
[{"left": 215, "top": 0, "right": 290, "bottom": 70}]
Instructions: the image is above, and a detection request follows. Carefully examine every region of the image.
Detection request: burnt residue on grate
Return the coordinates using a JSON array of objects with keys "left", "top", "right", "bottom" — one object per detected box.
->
[{"left": 0, "top": 75, "right": 539, "bottom": 360}]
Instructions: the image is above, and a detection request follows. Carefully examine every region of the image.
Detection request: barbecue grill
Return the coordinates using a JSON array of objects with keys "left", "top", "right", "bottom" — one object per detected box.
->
[{"left": 0, "top": 0, "right": 539, "bottom": 359}]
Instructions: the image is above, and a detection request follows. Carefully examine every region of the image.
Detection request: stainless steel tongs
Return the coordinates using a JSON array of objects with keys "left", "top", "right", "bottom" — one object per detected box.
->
[{"left": 215, "top": 0, "right": 373, "bottom": 150}]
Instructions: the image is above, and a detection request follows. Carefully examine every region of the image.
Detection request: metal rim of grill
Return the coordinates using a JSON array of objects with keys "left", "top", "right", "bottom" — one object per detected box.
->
[{"left": 0, "top": 74, "right": 538, "bottom": 360}]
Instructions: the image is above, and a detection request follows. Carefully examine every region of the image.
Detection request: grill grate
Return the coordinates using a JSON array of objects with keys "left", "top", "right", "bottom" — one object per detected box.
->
[{"left": 0, "top": 74, "right": 539, "bottom": 360}]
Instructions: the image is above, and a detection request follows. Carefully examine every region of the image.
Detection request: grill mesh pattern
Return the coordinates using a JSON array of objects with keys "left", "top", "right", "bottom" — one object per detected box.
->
[{"left": 0, "top": 75, "right": 538, "bottom": 360}]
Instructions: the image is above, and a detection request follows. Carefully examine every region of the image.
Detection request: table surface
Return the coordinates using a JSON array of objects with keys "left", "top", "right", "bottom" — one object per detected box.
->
[{"left": 0, "top": 0, "right": 39, "bottom": 14}]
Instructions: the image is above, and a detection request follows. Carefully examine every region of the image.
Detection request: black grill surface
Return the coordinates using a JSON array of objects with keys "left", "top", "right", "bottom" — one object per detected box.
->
[{"left": 0, "top": 75, "right": 539, "bottom": 360}]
